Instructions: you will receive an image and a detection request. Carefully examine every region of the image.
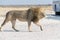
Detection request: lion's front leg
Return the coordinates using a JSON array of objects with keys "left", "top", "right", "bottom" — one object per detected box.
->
[
  {"left": 33, "top": 21, "right": 43, "bottom": 31},
  {"left": 28, "top": 20, "right": 32, "bottom": 32}
]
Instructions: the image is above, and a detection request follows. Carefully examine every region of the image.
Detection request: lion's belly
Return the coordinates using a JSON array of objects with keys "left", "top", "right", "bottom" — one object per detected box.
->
[
  {"left": 14, "top": 12, "right": 28, "bottom": 21},
  {"left": 16, "top": 16, "right": 28, "bottom": 22},
  {"left": 17, "top": 18, "right": 27, "bottom": 21}
]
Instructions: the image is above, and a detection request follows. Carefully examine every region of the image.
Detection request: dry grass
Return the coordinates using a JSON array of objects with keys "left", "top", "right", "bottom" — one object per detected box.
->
[{"left": 0, "top": 5, "right": 53, "bottom": 16}]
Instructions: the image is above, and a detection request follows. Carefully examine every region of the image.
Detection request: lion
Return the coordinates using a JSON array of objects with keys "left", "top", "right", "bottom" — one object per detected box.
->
[{"left": 0, "top": 7, "right": 45, "bottom": 32}]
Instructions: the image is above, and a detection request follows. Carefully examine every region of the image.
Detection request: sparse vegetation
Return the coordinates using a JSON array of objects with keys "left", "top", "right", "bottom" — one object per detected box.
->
[{"left": 0, "top": 5, "right": 53, "bottom": 16}]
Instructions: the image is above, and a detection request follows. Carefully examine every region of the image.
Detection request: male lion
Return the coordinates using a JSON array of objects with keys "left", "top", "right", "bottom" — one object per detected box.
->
[{"left": 0, "top": 7, "right": 45, "bottom": 32}]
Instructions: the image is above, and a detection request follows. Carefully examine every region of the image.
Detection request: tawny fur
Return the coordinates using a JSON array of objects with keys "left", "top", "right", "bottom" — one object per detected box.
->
[{"left": 0, "top": 7, "right": 45, "bottom": 32}]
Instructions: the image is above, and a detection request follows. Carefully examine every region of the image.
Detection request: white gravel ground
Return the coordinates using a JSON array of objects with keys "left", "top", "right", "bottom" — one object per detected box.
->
[{"left": 0, "top": 13, "right": 60, "bottom": 40}]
